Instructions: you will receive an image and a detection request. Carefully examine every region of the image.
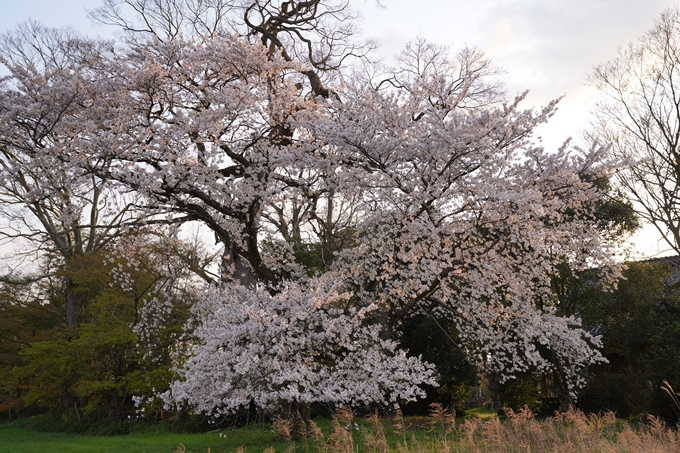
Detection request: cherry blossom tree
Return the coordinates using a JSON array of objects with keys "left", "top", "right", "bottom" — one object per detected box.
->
[
  {"left": 0, "top": 0, "right": 625, "bottom": 417},
  {"left": 305, "top": 40, "right": 616, "bottom": 393},
  {"left": 165, "top": 280, "right": 436, "bottom": 417}
]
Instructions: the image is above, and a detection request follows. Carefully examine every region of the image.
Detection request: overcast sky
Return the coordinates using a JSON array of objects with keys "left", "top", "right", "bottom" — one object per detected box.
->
[{"left": 0, "top": 0, "right": 675, "bottom": 257}]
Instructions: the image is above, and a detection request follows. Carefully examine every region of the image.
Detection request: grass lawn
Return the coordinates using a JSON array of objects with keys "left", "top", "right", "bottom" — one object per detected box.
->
[
  {"left": 463, "top": 406, "right": 497, "bottom": 420},
  {"left": 3, "top": 408, "right": 680, "bottom": 453},
  {"left": 0, "top": 415, "right": 429, "bottom": 453},
  {"left": 0, "top": 423, "right": 287, "bottom": 453}
]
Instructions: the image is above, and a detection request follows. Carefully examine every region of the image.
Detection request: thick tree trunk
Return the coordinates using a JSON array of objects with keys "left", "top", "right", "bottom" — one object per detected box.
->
[
  {"left": 220, "top": 246, "right": 257, "bottom": 286},
  {"left": 65, "top": 276, "right": 78, "bottom": 329},
  {"left": 487, "top": 373, "right": 502, "bottom": 413},
  {"left": 552, "top": 370, "right": 574, "bottom": 411}
]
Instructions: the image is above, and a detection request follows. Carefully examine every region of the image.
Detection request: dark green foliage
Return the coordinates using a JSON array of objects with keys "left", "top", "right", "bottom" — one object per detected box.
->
[
  {"left": 578, "top": 260, "right": 680, "bottom": 420},
  {"left": 293, "top": 240, "right": 329, "bottom": 276},
  {"left": 0, "top": 280, "right": 63, "bottom": 417},
  {"left": 583, "top": 174, "right": 640, "bottom": 243},
  {"left": 397, "top": 303, "right": 478, "bottom": 415},
  {"left": 292, "top": 228, "right": 356, "bottom": 277},
  {"left": 497, "top": 373, "right": 542, "bottom": 413}
]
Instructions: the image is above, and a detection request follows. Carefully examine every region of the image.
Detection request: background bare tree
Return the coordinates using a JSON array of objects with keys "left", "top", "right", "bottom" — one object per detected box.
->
[{"left": 590, "top": 6, "right": 680, "bottom": 255}]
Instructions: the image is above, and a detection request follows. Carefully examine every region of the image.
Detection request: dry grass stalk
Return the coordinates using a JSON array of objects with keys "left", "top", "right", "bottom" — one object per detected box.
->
[
  {"left": 480, "top": 415, "right": 503, "bottom": 451},
  {"left": 306, "top": 419, "right": 325, "bottom": 443},
  {"left": 319, "top": 406, "right": 354, "bottom": 453},
  {"left": 262, "top": 406, "right": 680, "bottom": 453},
  {"left": 428, "top": 402, "right": 456, "bottom": 442},
  {"left": 362, "top": 411, "right": 390, "bottom": 453},
  {"left": 662, "top": 380, "right": 680, "bottom": 417},
  {"left": 274, "top": 417, "right": 293, "bottom": 443},
  {"left": 461, "top": 416, "right": 482, "bottom": 451}
]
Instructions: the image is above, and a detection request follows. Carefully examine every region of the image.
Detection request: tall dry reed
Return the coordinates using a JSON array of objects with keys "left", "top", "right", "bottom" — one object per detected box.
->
[{"left": 268, "top": 405, "right": 680, "bottom": 453}]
